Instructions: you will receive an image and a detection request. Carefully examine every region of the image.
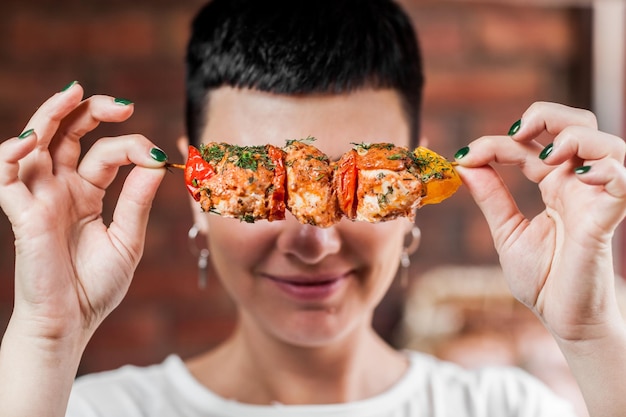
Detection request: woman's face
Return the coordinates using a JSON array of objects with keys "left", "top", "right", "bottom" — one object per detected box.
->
[{"left": 188, "top": 87, "right": 417, "bottom": 348}]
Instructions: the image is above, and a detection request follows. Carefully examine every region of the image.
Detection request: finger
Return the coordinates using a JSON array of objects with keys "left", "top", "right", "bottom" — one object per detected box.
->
[
  {"left": 0, "top": 133, "right": 38, "bottom": 218},
  {"left": 454, "top": 135, "right": 553, "bottom": 183},
  {"left": 561, "top": 160, "right": 626, "bottom": 239},
  {"left": 540, "top": 126, "right": 626, "bottom": 166},
  {"left": 510, "top": 101, "right": 598, "bottom": 142},
  {"left": 78, "top": 135, "right": 168, "bottom": 190},
  {"left": 50, "top": 95, "right": 135, "bottom": 173},
  {"left": 16, "top": 84, "right": 85, "bottom": 181},
  {"left": 575, "top": 159, "right": 626, "bottom": 200},
  {"left": 455, "top": 164, "right": 526, "bottom": 250},
  {"left": 108, "top": 166, "right": 166, "bottom": 263},
  {"left": 20, "top": 82, "right": 85, "bottom": 152}
]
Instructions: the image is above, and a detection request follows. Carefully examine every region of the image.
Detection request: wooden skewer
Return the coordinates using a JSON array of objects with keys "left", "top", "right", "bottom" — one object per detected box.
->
[{"left": 165, "top": 162, "right": 186, "bottom": 170}]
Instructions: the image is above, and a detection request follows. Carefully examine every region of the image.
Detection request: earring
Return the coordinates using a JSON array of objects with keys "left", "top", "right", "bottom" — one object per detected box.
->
[
  {"left": 188, "top": 224, "right": 210, "bottom": 289},
  {"left": 400, "top": 226, "right": 420, "bottom": 288}
]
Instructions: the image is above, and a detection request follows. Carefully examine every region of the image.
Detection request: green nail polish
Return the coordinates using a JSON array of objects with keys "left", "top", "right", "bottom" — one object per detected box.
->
[
  {"left": 539, "top": 143, "right": 554, "bottom": 160},
  {"left": 454, "top": 146, "right": 470, "bottom": 160},
  {"left": 114, "top": 97, "right": 133, "bottom": 106},
  {"left": 574, "top": 165, "right": 591, "bottom": 174},
  {"left": 508, "top": 119, "right": 521, "bottom": 136},
  {"left": 18, "top": 128, "right": 35, "bottom": 139},
  {"left": 60, "top": 80, "right": 77, "bottom": 92},
  {"left": 150, "top": 147, "right": 168, "bottom": 163}
]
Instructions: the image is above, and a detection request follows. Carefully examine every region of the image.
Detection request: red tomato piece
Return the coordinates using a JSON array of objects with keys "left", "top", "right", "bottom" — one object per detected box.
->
[
  {"left": 267, "top": 145, "right": 287, "bottom": 221},
  {"left": 335, "top": 151, "right": 358, "bottom": 219},
  {"left": 185, "top": 145, "right": 216, "bottom": 201}
]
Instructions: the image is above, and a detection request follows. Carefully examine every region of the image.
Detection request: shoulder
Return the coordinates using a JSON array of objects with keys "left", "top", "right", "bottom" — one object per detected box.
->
[
  {"left": 67, "top": 355, "right": 205, "bottom": 417},
  {"left": 72, "top": 355, "right": 178, "bottom": 392},
  {"left": 403, "top": 350, "right": 577, "bottom": 416}
]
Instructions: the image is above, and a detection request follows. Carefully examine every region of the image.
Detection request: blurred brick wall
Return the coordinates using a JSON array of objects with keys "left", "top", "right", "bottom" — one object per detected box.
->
[{"left": 0, "top": 0, "right": 599, "bottom": 375}]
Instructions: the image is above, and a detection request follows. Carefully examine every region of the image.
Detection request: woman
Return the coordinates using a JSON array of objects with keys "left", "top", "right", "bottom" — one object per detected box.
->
[{"left": 1, "top": 0, "right": 625, "bottom": 416}]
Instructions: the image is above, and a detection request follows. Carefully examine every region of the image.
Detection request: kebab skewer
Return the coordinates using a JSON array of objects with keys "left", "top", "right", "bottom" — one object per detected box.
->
[{"left": 169, "top": 138, "right": 462, "bottom": 227}]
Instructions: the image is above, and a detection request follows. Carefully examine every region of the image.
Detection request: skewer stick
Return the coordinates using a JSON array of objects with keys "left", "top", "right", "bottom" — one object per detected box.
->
[{"left": 165, "top": 162, "right": 186, "bottom": 170}]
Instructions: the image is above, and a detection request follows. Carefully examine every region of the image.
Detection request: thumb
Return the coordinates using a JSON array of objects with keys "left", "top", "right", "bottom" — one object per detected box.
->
[
  {"left": 456, "top": 165, "right": 525, "bottom": 251},
  {"left": 108, "top": 166, "right": 165, "bottom": 263}
]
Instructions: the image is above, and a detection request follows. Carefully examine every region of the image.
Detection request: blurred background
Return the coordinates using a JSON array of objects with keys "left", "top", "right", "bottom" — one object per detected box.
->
[{"left": 0, "top": 0, "right": 624, "bottom": 416}]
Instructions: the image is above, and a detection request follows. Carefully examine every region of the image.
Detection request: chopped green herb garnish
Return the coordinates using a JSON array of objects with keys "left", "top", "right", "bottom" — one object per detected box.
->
[
  {"left": 200, "top": 143, "right": 226, "bottom": 163},
  {"left": 225, "top": 145, "right": 275, "bottom": 172},
  {"left": 306, "top": 154, "right": 329, "bottom": 162},
  {"left": 235, "top": 150, "right": 256, "bottom": 171},
  {"left": 240, "top": 214, "right": 256, "bottom": 223},
  {"left": 351, "top": 142, "right": 371, "bottom": 150},
  {"left": 285, "top": 136, "right": 317, "bottom": 147},
  {"left": 377, "top": 186, "right": 394, "bottom": 207}
]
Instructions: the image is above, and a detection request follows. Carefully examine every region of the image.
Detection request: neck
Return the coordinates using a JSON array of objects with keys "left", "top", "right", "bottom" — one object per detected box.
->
[{"left": 186, "top": 316, "right": 408, "bottom": 405}]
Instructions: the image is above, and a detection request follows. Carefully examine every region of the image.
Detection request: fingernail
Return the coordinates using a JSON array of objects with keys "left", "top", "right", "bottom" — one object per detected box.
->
[
  {"left": 60, "top": 80, "right": 78, "bottom": 92},
  {"left": 18, "top": 128, "right": 35, "bottom": 139},
  {"left": 150, "top": 147, "right": 168, "bottom": 162},
  {"left": 507, "top": 119, "right": 521, "bottom": 136},
  {"left": 574, "top": 165, "right": 591, "bottom": 174},
  {"left": 454, "top": 146, "right": 470, "bottom": 160},
  {"left": 539, "top": 143, "right": 554, "bottom": 160},
  {"left": 114, "top": 97, "right": 133, "bottom": 106}
]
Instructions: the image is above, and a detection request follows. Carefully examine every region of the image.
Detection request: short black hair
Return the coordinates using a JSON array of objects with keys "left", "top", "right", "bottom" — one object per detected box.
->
[{"left": 185, "top": 0, "right": 424, "bottom": 148}]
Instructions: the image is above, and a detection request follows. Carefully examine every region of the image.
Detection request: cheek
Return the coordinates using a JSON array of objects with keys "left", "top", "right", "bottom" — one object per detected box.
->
[
  {"left": 346, "top": 221, "right": 407, "bottom": 288},
  {"left": 352, "top": 220, "right": 406, "bottom": 257},
  {"left": 206, "top": 218, "right": 277, "bottom": 282}
]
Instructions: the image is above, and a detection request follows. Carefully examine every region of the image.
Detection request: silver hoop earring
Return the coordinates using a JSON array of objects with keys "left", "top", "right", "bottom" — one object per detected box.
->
[
  {"left": 400, "top": 226, "right": 420, "bottom": 288},
  {"left": 188, "top": 224, "right": 210, "bottom": 289}
]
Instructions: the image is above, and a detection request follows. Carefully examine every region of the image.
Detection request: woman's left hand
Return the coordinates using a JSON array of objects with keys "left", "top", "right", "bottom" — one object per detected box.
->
[{"left": 455, "top": 101, "right": 626, "bottom": 343}]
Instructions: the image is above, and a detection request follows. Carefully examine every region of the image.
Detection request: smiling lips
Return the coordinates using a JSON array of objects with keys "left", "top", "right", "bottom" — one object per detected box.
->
[{"left": 263, "top": 273, "right": 351, "bottom": 301}]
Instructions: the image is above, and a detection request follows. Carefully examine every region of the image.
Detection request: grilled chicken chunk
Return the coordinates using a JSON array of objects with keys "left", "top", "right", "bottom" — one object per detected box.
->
[
  {"left": 185, "top": 143, "right": 286, "bottom": 222},
  {"left": 283, "top": 139, "right": 342, "bottom": 227},
  {"left": 334, "top": 143, "right": 423, "bottom": 222}
]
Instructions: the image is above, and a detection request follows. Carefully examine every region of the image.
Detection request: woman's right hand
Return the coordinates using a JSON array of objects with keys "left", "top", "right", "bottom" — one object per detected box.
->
[{"left": 0, "top": 82, "right": 167, "bottom": 349}]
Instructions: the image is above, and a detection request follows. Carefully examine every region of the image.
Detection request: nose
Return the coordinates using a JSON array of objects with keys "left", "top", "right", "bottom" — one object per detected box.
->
[{"left": 275, "top": 213, "right": 342, "bottom": 265}]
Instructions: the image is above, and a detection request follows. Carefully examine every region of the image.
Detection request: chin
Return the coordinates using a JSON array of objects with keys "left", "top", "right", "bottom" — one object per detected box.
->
[{"left": 268, "top": 308, "right": 368, "bottom": 349}]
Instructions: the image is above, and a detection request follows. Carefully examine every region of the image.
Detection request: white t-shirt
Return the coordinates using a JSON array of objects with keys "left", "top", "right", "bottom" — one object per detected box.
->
[{"left": 67, "top": 351, "right": 577, "bottom": 417}]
